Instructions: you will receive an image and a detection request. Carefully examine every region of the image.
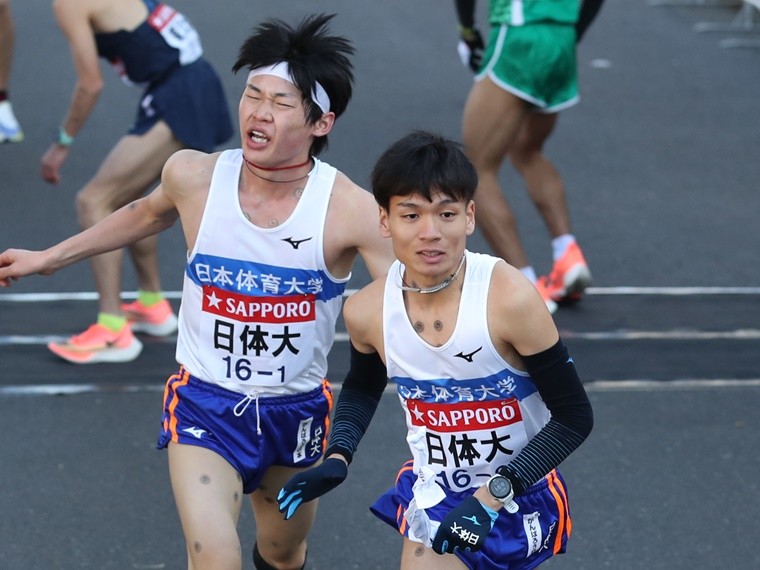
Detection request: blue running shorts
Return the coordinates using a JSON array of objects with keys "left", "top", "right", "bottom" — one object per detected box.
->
[
  {"left": 157, "top": 367, "right": 333, "bottom": 494},
  {"left": 370, "top": 461, "right": 572, "bottom": 570},
  {"left": 130, "top": 59, "right": 233, "bottom": 152}
]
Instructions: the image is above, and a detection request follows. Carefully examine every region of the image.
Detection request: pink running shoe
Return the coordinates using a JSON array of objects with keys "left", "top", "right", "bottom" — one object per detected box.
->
[
  {"left": 121, "top": 299, "right": 178, "bottom": 336},
  {"left": 544, "top": 242, "right": 593, "bottom": 303},
  {"left": 534, "top": 278, "right": 559, "bottom": 315},
  {"left": 48, "top": 323, "right": 143, "bottom": 364}
]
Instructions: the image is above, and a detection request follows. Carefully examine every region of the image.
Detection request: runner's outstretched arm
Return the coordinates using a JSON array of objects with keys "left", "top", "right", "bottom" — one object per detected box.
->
[{"left": 0, "top": 187, "right": 178, "bottom": 287}]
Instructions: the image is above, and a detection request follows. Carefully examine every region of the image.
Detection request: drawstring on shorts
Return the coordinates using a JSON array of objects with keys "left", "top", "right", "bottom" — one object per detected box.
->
[{"left": 234, "top": 387, "right": 265, "bottom": 434}]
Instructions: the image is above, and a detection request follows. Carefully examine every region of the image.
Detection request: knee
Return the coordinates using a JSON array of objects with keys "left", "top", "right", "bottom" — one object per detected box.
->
[
  {"left": 74, "top": 192, "right": 99, "bottom": 228},
  {"left": 253, "top": 541, "right": 307, "bottom": 570},
  {"left": 75, "top": 187, "right": 114, "bottom": 227},
  {"left": 508, "top": 139, "right": 538, "bottom": 171}
]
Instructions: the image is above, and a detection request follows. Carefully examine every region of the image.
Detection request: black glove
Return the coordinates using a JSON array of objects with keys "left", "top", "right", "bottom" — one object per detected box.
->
[
  {"left": 432, "top": 496, "right": 499, "bottom": 555},
  {"left": 457, "top": 27, "right": 485, "bottom": 72},
  {"left": 277, "top": 457, "right": 348, "bottom": 520}
]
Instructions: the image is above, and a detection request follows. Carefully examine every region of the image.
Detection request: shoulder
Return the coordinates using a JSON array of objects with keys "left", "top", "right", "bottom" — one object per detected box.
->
[
  {"left": 488, "top": 259, "right": 545, "bottom": 316},
  {"left": 344, "top": 278, "right": 386, "bottom": 352},
  {"left": 331, "top": 170, "right": 378, "bottom": 209},
  {"left": 318, "top": 164, "right": 394, "bottom": 279},
  {"left": 487, "top": 260, "right": 559, "bottom": 355},
  {"left": 327, "top": 170, "right": 383, "bottom": 243},
  {"left": 164, "top": 149, "right": 220, "bottom": 181},
  {"left": 162, "top": 149, "right": 221, "bottom": 197},
  {"left": 324, "top": 168, "right": 386, "bottom": 233}
]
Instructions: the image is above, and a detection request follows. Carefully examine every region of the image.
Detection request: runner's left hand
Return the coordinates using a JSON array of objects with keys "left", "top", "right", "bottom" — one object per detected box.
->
[
  {"left": 457, "top": 27, "right": 485, "bottom": 72},
  {"left": 432, "top": 496, "right": 498, "bottom": 555},
  {"left": 277, "top": 457, "right": 348, "bottom": 520}
]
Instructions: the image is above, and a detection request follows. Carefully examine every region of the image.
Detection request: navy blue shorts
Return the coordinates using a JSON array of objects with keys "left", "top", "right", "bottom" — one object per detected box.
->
[
  {"left": 370, "top": 461, "right": 572, "bottom": 570},
  {"left": 131, "top": 58, "right": 233, "bottom": 152},
  {"left": 157, "top": 367, "right": 333, "bottom": 494}
]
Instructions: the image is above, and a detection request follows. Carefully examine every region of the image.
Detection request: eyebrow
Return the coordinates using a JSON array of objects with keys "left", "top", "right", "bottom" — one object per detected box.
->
[
  {"left": 247, "top": 83, "right": 298, "bottom": 100},
  {"left": 396, "top": 196, "right": 459, "bottom": 208}
]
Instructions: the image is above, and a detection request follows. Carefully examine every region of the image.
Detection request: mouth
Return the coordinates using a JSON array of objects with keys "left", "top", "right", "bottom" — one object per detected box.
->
[
  {"left": 248, "top": 129, "right": 269, "bottom": 144},
  {"left": 418, "top": 250, "right": 445, "bottom": 262}
]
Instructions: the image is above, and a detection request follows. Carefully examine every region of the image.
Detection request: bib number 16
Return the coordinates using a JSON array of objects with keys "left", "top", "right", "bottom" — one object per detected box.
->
[{"left": 223, "top": 356, "right": 285, "bottom": 385}]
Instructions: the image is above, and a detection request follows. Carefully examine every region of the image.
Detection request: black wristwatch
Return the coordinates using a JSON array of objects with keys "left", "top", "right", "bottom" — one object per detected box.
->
[{"left": 486, "top": 473, "right": 514, "bottom": 504}]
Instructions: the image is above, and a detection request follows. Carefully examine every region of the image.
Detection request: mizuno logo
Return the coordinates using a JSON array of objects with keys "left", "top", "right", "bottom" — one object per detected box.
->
[
  {"left": 182, "top": 427, "right": 206, "bottom": 439},
  {"left": 462, "top": 515, "right": 482, "bottom": 526},
  {"left": 282, "top": 236, "right": 312, "bottom": 249},
  {"left": 454, "top": 346, "right": 483, "bottom": 362}
]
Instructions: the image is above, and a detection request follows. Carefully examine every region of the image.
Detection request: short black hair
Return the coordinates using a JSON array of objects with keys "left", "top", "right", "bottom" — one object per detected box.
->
[
  {"left": 371, "top": 131, "right": 478, "bottom": 211},
  {"left": 232, "top": 13, "right": 355, "bottom": 156}
]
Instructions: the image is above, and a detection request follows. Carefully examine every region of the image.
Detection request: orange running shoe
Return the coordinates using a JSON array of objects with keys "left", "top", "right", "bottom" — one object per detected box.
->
[
  {"left": 48, "top": 323, "right": 143, "bottom": 364},
  {"left": 544, "top": 242, "right": 593, "bottom": 303},
  {"left": 534, "top": 278, "right": 559, "bottom": 315},
  {"left": 121, "top": 298, "right": 178, "bottom": 336}
]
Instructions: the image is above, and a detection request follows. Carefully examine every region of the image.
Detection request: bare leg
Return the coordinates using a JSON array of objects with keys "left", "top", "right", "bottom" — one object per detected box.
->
[
  {"left": 462, "top": 77, "right": 530, "bottom": 268},
  {"left": 74, "top": 121, "right": 183, "bottom": 315},
  {"left": 128, "top": 233, "right": 162, "bottom": 292},
  {"left": 509, "top": 112, "right": 572, "bottom": 239},
  {"left": 400, "top": 537, "right": 467, "bottom": 570},
  {"left": 250, "top": 464, "right": 319, "bottom": 569},
  {"left": 0, "top": 0, "right": 14, "bottom": 91},
  {"left": 168, "top": 443, "right": 245, "bottom": 570}
]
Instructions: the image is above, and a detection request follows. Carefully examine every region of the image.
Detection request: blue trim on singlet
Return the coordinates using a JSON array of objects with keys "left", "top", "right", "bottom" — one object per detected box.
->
[
  {"left": 185, "top": 253, "right": 346, "bottom": 302},
  {"left": 393, "top": 370, "right": 538, "bottom": 403}
]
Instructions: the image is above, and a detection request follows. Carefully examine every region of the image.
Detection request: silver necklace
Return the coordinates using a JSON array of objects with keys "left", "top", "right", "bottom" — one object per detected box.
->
[{"left": 398, "top": 253, "right": 466, "bottom": 294}]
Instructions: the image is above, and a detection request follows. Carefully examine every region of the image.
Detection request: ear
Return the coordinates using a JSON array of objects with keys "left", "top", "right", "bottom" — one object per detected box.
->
[
  {"left": 312, "top": 112, "right": 335, "bottom": 138},
  {"left": 465, "top": 200, "right": 476, "bottom": 236},
  {"left": 378, "top": 206, "right": 391, "bottom": 238}
]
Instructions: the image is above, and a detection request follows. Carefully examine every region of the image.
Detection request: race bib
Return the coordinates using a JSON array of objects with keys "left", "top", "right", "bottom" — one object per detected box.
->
[
  {"left": 148, "top": 4, "right": 203, "bottom": 64},
  {"left": 404, "top": 395, "right": 529, "bottom": 491},
  {"left": 200, "top": 284, "right": 317, "bottom": 387}
]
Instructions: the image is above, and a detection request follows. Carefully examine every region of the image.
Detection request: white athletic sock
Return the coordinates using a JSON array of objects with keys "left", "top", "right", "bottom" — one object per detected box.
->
[
  {"left": 519, "top": 266, "right": 538, "bottom": 284},
  {"left": 551, "top": 234, "right": 576, "bottom": 262}
]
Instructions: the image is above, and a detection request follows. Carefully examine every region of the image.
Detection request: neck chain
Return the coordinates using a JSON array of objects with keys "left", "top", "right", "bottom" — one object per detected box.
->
[
  {"left": 244, "top": 158, "right": 312, "bottom": 184},
  {"left": 399, "top": 253, "right": 466, "bottom": 294}
]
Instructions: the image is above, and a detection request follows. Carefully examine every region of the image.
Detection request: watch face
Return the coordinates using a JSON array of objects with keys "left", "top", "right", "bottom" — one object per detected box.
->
[{"left": 489, "top": 475, "right": 512, "bottom": 499}]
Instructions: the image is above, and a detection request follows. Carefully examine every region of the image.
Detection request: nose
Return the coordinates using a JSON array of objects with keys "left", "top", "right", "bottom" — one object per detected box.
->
[
  {"left": 251, "top": 101, "right": 273, "bottom": 121},
  {"left": 418, "top": 215, "right": 442, "bottom": 241},
  {"left": 241, "top": 96, "right": 273, "bottom": 122}
]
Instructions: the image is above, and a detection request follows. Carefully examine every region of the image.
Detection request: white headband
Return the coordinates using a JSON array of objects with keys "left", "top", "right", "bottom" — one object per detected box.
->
[{"left": 247, "top": 62, "right": 331, "bottom": 114}]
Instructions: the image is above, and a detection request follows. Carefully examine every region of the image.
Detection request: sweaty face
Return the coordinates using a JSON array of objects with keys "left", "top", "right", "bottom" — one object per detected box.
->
[
  {"left": 380, "top": 190, "right": 475, "bottom": 286},
  {"left": 238, "top": 74, "right": 314, "bottom": 166}
]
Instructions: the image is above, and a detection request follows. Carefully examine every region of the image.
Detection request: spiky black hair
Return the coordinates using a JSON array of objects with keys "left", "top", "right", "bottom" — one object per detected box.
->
[{"left": 233, "top": 13, "right": 355, "bottom": 156}]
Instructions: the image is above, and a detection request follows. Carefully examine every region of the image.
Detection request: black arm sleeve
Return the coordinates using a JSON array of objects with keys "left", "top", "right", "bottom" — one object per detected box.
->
[
  {"left": 455, "top": 0, "right": 477, "bottom": 29},
  {"left": 497, "top": 339, "right": 593, "bottom": 496},
  {"left": 576, "top": 0, "right": 605, "bottom": 42},
  {"left": 323, "top": 343, "right": 388, "bottom": 465}
]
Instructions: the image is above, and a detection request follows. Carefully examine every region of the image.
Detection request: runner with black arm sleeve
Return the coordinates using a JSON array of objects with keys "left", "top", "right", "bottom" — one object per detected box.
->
[{"left": 277, "top": 130, "right": 593, "bottom": 570}]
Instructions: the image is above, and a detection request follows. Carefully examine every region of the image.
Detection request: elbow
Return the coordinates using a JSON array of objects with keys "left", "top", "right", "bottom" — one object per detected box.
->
[
  {"left": 555, "top": 400, "right": 594, "bottom": 441},
  {"left": 78, "top": 78, "right": 104, "bottom": 98},
  {"left": 575, "top": 401, "right": 594, "bottom": 440},
  {"left": 579, "top": 404, "right": 594, "bottom": 439},
  {"left": 89, "top": 80, "right": 105, "bottom": 97}
]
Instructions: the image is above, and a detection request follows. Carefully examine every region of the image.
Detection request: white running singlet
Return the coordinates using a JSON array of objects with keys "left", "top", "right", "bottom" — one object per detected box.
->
[
  {"left": 383, "top": 250, "right": 551, "bottom": 498},
  {"left": 176, "top": 149, "right": 348, "bottom": 396}
]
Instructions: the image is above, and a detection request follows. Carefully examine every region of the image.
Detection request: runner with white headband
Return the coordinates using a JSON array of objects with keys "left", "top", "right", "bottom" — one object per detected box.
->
[
  {"left": 0, "top": 12, "right": 395, "bottom": 570},
  {"left": 248, "top": 62, "right": 331, "bottom": 115}
]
